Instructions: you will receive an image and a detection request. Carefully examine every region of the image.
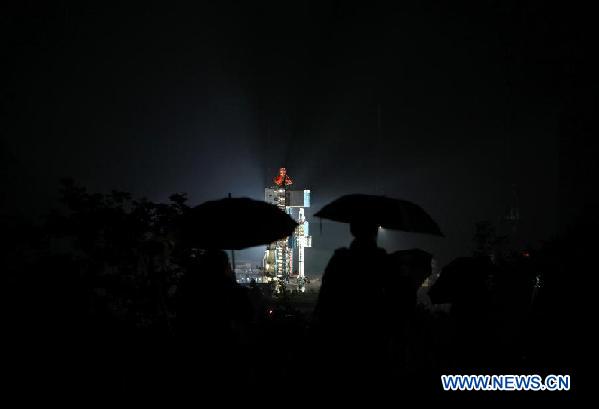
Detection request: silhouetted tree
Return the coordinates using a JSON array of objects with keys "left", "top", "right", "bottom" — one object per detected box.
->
[
  {"left": 45, "top": 178, "right": 190, "bottom": 330},
  {"left": 473, "top": 220, "right": 508, "bottom": 258}
]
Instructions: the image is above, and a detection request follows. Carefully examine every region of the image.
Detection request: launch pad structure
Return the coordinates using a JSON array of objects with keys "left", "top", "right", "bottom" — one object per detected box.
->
[{"left": 263, "top": 168, "right": 311, "bottom": 291}]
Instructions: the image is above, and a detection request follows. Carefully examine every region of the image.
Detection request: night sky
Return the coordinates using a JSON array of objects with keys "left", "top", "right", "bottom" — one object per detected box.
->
[{"left": 2, "top": 1, "right": 595, "bottom": 273}]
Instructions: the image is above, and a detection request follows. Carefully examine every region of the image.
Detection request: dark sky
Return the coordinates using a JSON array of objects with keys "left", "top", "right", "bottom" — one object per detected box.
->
[{"left": 1, "top": 1, "right": 595, "bottom": 272}]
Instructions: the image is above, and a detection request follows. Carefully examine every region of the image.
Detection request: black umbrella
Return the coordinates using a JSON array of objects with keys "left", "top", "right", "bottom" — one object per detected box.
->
[
  {"left": 389, "top": 248, "right": 433, "bottom": 289},
  {"left": 314, "top": 194, "right": 444, "bottom": 236},
  {"left": 178, "top": 197, "right": 298, "bottom": 250},
  {"left": 428, "top": 256, "right": 494, "bottom": 304}
]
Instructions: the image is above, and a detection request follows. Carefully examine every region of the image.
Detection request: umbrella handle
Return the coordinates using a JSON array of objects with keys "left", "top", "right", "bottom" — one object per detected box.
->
[
  {"left": 231, "top": 249, "right": 236, "bottom": 280},
  {"left": 227, "top": 193, "right": 235, "bottom": 278}
]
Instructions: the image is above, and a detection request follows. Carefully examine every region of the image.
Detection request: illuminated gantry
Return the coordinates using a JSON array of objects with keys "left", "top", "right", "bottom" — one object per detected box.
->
[{"left": 263, "top": 168, "right": 311, "bottom": 290}]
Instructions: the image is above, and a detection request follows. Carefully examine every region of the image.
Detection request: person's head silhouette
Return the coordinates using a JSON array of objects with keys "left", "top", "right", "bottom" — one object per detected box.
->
[{"left": 349, "top": 221, "right": 379, "bottom": 244}]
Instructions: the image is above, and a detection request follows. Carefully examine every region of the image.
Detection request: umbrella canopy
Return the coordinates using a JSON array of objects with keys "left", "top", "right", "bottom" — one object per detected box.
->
[
  {"left": 314, "top": 194, "right": 444, "bottom": 236},
  {"left": 389, "top": 248, "right": 433, "bottom": 289},
  {"left": 178, "top": 197, "right": 298, "bottom": 250},
  {"left": 428, "top": 256, "right": 494, "bottom": 304}
]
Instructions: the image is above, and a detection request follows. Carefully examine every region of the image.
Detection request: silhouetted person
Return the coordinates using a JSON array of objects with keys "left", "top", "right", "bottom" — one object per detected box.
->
[
  {"left": 174, "top": 249, "right": 252, "bottom": 396},
  {"left": 247, "top": 278, "right": 266, "bottom": 324},
  {"left": 387, "top": 249, "right": 433, "bottom": 375},
  {"left": 312, "top": 221, "right": 389, "bottom": 393},
  {"left": 491, "top": 252, "right": 537, "bottom": 368},
  {"left": 428, "top": 256, "right": 496, "bottom": 370}
]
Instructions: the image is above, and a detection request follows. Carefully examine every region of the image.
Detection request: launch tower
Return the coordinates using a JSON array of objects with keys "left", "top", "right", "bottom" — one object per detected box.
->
[{"left": 263, "top": 168, "right": 311, "bottom": 290}]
